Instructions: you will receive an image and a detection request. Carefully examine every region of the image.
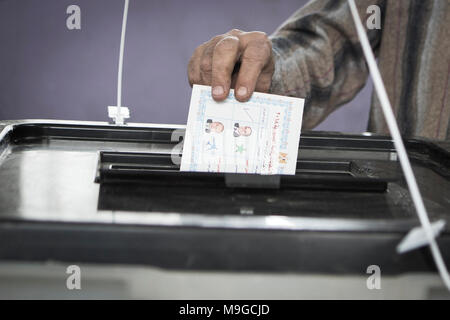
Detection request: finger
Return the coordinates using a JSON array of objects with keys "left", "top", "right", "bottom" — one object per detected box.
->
[
  {"left": 254, "top": 55, "right": 275, "bottom": 93},
  {"left": 211, "top": 36, "right": 240, "bottom": 101},
  {"left": 188, "top": 44, "right": 205, "bottom": 86},
  {"left": 235, "top": 40, "right": 271, "bottom": 101},
  {"left": 199, "top": 35, "right": 223, "bottom": 85},
  {"left": 199, "top": 46, "right": 213, "bottom": 84},
  {"left": 254, "top": 72, "right": 273, "bottom": 93}
]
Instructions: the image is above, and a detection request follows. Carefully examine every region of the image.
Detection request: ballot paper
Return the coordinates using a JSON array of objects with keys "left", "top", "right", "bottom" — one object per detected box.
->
[{"left": 180, "top": 85, "right": 305, "bottom": 175}]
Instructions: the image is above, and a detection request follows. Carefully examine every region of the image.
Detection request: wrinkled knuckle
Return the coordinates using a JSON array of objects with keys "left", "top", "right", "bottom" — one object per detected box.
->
[
  {"left": 251, "top": 31, "right": 268, "bottom": 41},
  {"left": 250, "top": 42, "right": 272, "bottom": 62},
  {"left": 215, "top": 36, "right": 239, "bottom": 52},
  {"left": 254, "top": 35, "right": 271, "bottom": 48},
  {"left": 210, "top": 34, "right": 223, "bottom": 43},
  {"left": 213, "top": 34, "right": 222, "bottom": 40},
  {"left": 253, "top": 41, "right": 271, "bottom": 59}
]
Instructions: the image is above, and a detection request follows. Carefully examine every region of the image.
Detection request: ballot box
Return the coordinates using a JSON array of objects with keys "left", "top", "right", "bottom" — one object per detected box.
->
[{"left": 0, "top": 119, "right": 449, "bottom": 275}]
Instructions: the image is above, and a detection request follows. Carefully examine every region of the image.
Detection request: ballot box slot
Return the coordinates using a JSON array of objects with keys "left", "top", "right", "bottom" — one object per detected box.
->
[
  {"left": 105, "top": 165, "right": 354, "bottom": 178},
  {"left": 95, "top": 151, "right": 389, "bottom": 192},
  {"left": 98, "top": 151, "right": 355, "bottom": 175},
  {"left": 100, "top": 152, "right": 353, "bottom": 173}
]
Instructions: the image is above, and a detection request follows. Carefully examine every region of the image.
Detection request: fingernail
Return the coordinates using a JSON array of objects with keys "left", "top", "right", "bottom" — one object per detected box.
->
[
  {"left": 237, "top": 87, "right": 247, "bottom": 97},
  {"left": 212, "top": 86, "right": 224, "bottom": 96}
]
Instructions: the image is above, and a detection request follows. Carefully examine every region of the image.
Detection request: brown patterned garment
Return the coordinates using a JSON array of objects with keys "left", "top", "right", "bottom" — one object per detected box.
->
[{"left": 269, "top": 0, "right": 450, "bottom": 140}]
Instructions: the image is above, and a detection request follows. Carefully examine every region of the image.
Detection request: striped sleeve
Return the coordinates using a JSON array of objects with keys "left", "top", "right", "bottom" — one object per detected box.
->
[{"left": 269, "top": 0, "right": 386, "bottom": 129}]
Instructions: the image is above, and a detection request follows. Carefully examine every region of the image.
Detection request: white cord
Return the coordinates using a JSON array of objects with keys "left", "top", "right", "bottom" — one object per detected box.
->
[
  {"left": 347, "top": 0, "right": 450, "bottom": 290},
  {"left": 117, "top": 0, "right": 130, "bottom": 111}
]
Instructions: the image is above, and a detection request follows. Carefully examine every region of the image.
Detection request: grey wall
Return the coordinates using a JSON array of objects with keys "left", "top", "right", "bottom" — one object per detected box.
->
[{"left": 0, "top": 0, "right": 371, "bottom": 133}]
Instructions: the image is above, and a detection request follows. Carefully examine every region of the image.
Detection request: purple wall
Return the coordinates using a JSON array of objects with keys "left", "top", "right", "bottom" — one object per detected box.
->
[{"left": 0, "top": 0, "right": 371, "bottom": 133}]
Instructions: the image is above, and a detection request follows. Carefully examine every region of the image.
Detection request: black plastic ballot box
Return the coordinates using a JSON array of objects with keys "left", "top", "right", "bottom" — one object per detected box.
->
[{"left": 0, "top": 120, "right": 449, "bottom": 274}]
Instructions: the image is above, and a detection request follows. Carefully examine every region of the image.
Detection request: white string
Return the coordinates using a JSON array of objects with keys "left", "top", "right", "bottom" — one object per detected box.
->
[
  {"left": 117, "top": 0, "right": 130, "bottom": 110},
  {"left": 347, "top": 0, "right": 450, "bottom": 290}
]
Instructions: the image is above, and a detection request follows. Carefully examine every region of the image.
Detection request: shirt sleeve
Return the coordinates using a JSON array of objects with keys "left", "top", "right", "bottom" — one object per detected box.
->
[{"left": 269, "top": 0, "right": 386, "bottom": 129}]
